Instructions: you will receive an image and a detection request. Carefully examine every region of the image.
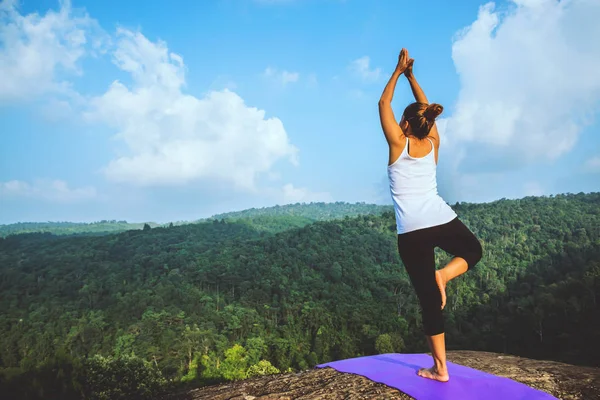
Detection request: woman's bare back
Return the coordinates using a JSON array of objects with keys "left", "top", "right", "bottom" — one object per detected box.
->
[{"left": 388, "top": 135, "right": 439, "bottom": 166}]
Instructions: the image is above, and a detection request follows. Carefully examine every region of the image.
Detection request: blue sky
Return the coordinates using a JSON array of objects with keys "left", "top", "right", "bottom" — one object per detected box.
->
[{"left": 1, "top": 0, "right": 599, "bottom": 224}]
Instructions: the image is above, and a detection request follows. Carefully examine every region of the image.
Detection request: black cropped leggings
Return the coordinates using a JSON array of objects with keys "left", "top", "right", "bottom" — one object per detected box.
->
[{"left": 397, "top": 217, "right": 482, "bottom": 336}]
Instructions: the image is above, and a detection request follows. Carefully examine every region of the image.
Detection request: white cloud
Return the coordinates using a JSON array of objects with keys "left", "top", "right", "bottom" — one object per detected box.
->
[
  {"left": 208, "top": 75, "right": 237, "bottom": 91},
  {"left": 278, "top": 183, "right": 333, "bottom": 203},
  {"left": 0, "top": 179, "right": 97, "bottom": 202},
  {"left": 523, "top": 181, "right": 544, "bottom": 196},
  {"left": 40, "top": 98, "right": 75, "bottom": 121},
  {"left": 84, "top": 29, "right": 299, "bottom": 191},
  {"left": 349, "top": 56, "right": 381, "bottom": 82},
  {"left": 263, "top": 66, "right": 300, "bottom": 86},
  {"left": 584, "top": 156, "right": 600, "bottom": 173},
  {"left": 267, "top": 171, "right": 282, "bottom": 181},
  {"left": 445, "top": 0, "right": 600, "bottom": 162},
  {"left": 0, "top": 0, "right": 104, "bottom": 103},
  {"left": 433, "top": 0, "right": 600, "bottom": 202}
]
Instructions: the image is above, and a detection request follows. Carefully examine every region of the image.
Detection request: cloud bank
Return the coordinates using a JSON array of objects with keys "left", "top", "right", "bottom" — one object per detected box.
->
[
  {"left": 0, "top": 0, "right": 103, "bottom": 103},
  {"left": 85, "top": 29, "right": 300, "bottom": 191},
  {"left": 0, "top": 0, "right": 329, "bottom": 206},
  {"left": 437, "top": 0, "right": 600, "bottom": 201},
  {"left": 0, "top": 179, "right": 97, "bottom": 202},
  {"left": 446, "top": 0, "right": 600, "bottom": 161}
]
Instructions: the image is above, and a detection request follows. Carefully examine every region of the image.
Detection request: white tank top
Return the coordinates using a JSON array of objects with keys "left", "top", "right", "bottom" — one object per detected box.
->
[{"left": 387, "top": 137, "right": 457, "bottom": 234}]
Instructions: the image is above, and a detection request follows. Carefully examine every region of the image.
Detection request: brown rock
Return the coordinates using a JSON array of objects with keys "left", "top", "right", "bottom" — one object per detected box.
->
[{"left": 162, "top": 351, "right": 600, "bottom": 400}]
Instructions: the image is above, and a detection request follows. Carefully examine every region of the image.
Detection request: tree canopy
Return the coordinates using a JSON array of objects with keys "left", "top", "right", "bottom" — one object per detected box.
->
[{"left": 0, "top": 192, "right": 598, "bottom": 399}]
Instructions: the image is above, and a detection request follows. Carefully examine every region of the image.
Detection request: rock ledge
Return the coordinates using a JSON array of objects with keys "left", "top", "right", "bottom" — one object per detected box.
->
[{"left": 163, "top": 351, "right": 600, "bottom": 400}]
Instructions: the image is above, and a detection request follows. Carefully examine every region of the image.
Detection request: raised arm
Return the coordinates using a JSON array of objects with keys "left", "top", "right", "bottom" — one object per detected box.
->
[
  {"left": 378, "top": 49, "right": 410, "bottom": 146},
  {"left": 404, "top": 59, "right": 428, "bottom": 104},
  {"left": 405, "top": 60, "right": 440, "bottom": 145}
]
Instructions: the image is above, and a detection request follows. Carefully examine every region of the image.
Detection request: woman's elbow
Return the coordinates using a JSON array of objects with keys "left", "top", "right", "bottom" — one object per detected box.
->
[{"left": 378, "top": 98, "right": 391, "bottom": 107}]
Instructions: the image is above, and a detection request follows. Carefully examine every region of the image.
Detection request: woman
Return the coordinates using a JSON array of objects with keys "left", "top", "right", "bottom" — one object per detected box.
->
[{"left": 378, "top": 48, "right": 483, "bottom": 382}]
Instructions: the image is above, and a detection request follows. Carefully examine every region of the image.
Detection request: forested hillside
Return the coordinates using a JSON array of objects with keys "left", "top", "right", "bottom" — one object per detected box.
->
[
  {"left": 0, "top": 202, "right": 392, "bottom": 238},
  {"left": 205, "top": 201, "right": 391, "bottom": 222},
  {"left": 0, "top": 220, "right": 162, "bottom": 238},
  {"left": 0, "top": 193, "right": 598, "bottom": 400}
]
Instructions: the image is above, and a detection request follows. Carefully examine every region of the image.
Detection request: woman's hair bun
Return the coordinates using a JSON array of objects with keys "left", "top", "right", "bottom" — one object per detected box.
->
[{"left": 423, "top": 103, "right": 443, "bottom": 121}]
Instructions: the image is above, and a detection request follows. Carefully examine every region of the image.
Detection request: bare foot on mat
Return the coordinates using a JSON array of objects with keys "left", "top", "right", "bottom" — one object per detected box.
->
[{"left": 418, "top": 366, "right": 450, "bottom": 382}]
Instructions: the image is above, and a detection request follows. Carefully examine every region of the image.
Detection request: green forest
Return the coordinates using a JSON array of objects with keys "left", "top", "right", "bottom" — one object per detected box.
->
[
  {"left": 0, "top": 202, "right": 391, "bottom": 238},
  {"left": 0, "top": 193, "right": 599, "bottom": 399},
  {"left": 206, "top": 201, "right": 390, "bottom": 222},
  {"left": 0, "top": 221, "right": 160, "bottom": 238}
]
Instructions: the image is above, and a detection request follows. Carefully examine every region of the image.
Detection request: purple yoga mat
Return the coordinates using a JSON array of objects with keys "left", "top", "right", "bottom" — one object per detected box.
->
[{"left": 315, "top": 353, "right": 558, "bottom": 400}]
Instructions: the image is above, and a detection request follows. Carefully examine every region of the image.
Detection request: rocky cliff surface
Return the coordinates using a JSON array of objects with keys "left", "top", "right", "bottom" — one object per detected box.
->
[{"left": 162, "top": 351, "right": 600, "bottom": 400}]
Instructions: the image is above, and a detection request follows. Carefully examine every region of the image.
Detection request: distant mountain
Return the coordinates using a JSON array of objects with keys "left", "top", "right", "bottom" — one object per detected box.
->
[
  {"left": 198, "top": 202, "right": 393, "bottom": 234},
  {"left": 1, "top": 202, "right": 393, "bottom": 237},
  {"left": 0, "top": 220, "right": 164, "bottom": 238},
  {"left": 204, "top": 201, "right": 392, "bottom": 222}
]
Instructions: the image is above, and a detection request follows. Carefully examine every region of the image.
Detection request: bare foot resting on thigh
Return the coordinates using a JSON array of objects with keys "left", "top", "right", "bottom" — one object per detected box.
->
[
  {"left": 435, "top": 270, "right": 446, "bottom": 310},
  {"left": 418, "top": 366, "right": 450, "bottom": 382}
]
